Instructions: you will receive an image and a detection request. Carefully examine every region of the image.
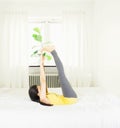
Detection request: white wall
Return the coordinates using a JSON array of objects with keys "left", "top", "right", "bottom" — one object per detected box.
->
[
  {"left": 0, "top": 1, "right": 94, "bottom": 47},
  {"left": 0, "top": 0, "right": 95, "bottom": 86},
  {"left": 94, "top": 0, "right": 120, "bottom": 96}
]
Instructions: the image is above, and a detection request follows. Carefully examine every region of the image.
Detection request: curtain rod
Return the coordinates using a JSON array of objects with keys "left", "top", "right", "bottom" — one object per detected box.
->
[{"left": 28, "top": 17, "right": 62, "bottom": 23}]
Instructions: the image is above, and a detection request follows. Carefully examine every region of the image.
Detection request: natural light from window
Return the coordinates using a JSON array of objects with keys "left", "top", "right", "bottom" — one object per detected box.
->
[{"left": 28, "top": 17, "right": 62, "bottom": 66}]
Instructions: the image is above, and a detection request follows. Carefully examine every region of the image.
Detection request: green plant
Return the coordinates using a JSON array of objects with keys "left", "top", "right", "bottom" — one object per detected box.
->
[{"left": 31, "top": 27, "right": 52, "bottom": 60}]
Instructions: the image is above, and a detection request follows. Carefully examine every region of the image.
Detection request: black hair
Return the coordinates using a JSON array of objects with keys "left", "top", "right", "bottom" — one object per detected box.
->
[
  {"left": 28, "top": 85, "right": 53, "bottom": 106},
  {"left": 28, "top": 85, "right": 39, "bottom": 103}
]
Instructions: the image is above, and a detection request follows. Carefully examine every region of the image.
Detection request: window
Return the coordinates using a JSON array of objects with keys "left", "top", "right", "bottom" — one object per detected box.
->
[{"left": 28, "top": 17, "right": 62, "bottom": 66}]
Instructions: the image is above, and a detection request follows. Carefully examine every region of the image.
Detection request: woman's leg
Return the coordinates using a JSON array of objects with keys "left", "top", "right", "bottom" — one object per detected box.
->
[{"left": 51, "top": 50, "right": 77, "bottom": 98}]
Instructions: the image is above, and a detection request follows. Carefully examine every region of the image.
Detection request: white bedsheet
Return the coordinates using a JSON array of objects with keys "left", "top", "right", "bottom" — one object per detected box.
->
[{"left": 0, "top": 87, "right": 120, "bottom": 128}]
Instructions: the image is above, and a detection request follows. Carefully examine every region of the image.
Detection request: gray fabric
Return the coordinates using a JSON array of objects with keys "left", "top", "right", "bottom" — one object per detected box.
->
[{"left": 51, "top": 50, "right": 77, "bottom": 98}]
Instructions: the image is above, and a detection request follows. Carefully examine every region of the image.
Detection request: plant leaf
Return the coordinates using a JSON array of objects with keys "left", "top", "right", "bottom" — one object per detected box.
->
[
  {"left": 33, "top": 27, "right": 40, "bottom": 34},
  {"left": 45, "top": 54, "right": 52, "bottom": 60},
  {"left": 33, "top": 50, "right": 38, "bottom": 54},
  {"left": 31, "top": 50, "right": 39, "bottom": 57},
  {"left": 42, "top": 52, "right": 52, "bottom": 60},
  {"left": 43, "top": 52, "right": 46, "bottom": 56},
  {"left": 32, "top": 34, "right": 42, "bottom": 42}
]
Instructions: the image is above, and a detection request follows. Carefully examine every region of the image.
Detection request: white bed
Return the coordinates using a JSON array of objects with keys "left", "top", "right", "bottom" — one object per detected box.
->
[{"left": 0, "top": 87, "right": 120, "bottom": 128}]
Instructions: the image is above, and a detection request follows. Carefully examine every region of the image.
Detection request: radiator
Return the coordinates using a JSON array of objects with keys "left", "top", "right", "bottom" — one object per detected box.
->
[
  {"left": 29, "top": 74, "right": 60, "bottom": 88},
  {"left": 29, "top": 66, "right": 60, "bottom": 88}
]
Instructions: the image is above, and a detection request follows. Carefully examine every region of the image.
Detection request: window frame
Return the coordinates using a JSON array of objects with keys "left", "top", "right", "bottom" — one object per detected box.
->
[{"left": 28, "top": 17, "right": 62, "bottom": 66}]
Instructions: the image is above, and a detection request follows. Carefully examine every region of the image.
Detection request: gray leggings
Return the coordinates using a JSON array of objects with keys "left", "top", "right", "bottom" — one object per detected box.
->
[{"left": 51, "top": 50, "right": 77, "bottom": 98}]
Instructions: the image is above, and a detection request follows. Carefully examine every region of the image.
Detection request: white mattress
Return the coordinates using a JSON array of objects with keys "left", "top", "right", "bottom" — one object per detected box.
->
[{"left": 0, "top": 87, "right": 120, "bottom": 128}]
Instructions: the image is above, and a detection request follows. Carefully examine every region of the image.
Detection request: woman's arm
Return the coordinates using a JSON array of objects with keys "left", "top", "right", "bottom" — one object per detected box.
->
[
  {"left": 39, "top": 53, "right": 47, "bottom": 100},
  {"left": 38, "top": 52, "right": 52, "bottom": 105}
]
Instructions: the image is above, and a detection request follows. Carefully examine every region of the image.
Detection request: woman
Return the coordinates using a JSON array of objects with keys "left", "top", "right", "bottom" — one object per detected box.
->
[{"left": 28, "top": 46, "right": 78, "bottom": 106}]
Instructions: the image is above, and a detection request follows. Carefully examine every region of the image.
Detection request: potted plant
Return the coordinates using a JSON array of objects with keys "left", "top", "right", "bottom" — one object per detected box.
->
[{"left": 31, "top": 27, "right": 52, "bottom": 61}]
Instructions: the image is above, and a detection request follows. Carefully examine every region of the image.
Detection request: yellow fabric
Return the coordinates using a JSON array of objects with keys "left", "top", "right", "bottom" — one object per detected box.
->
[{"left": 47, "top": 92, "right": 78, "bottom": 105}]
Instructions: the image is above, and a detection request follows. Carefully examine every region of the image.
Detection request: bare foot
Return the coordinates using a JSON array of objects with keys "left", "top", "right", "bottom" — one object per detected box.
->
[{"left": 41, "top": 45, "right": 55, "bottom": 53}]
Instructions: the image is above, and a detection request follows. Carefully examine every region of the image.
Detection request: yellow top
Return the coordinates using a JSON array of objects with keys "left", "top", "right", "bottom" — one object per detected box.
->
[{"left": 46, "top": 92, "right": 78, "bottom": 105}]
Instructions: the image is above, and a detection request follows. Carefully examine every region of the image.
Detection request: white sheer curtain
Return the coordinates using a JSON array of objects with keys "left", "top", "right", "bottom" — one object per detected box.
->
[
  {"left": 61, "top": 11, "right": 92, "bottom": 87},
  {"left": 0, "top": 9, "right": 28, "bottom": 88}
]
